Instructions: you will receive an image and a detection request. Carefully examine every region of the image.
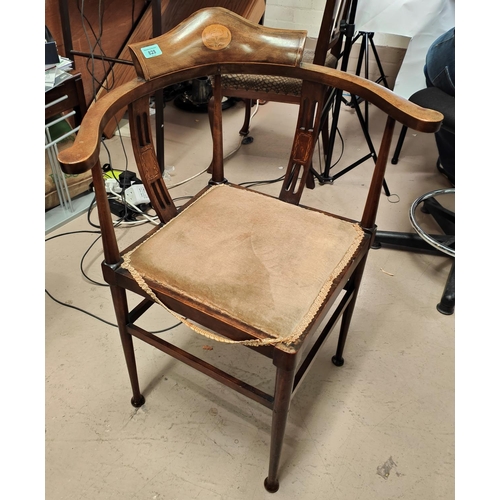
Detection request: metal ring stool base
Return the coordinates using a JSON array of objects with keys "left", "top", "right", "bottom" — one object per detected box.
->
[{"left": 373, "top": 188, "right": 455, "bottom": 315}]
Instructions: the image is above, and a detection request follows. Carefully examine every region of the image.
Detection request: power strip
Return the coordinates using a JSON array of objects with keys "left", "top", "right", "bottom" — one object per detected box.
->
[
  {"left": 105, "top": 178, "right": 120, "bottom": 194},
  {"left": 124, "top": 184, "right": 150, "bottom": 206}
]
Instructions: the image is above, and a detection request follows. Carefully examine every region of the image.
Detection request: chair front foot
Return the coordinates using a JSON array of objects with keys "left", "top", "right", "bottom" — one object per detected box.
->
[
  {"left": 331, "top": 355, "right": 344, "bottom": 367},
  {"left": 264, "top": 477, "right": 279, "bottom": 493},
  {"left": 131, "top": 395, "right": 146, "bottom": 408}
]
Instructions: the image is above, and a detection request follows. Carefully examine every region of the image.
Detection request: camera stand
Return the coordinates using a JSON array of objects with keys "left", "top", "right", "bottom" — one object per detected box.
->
[
  {"left": 343, "top": 30, "right": 390, "bottom": 129},
  {"left": 310, "top": 0, "right": 391, "bottom": 197}
]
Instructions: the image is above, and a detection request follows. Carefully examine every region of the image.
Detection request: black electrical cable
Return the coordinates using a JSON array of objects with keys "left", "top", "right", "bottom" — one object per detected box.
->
[
  {"left": 45, "top": 229, "right": 107, "bottom": 286},
  {"left": 45, "top": 229, "right": 102, "bottom": 242},
  {"left": 328, "top": 126, "right": 345, "bottom": 170},
  {"left": 45, "top": 230, "right": 182, "bottom": 333},
  {"left": 45, "top": 288, "right": 117, "bottom": 327},
  {"left": 79, "top": 233, "right": 107, "bottom": 286},
  {"left": 45, "top": 288, "right": 181, "bottom": 334},
  {"left": 78, "top": 0, "right": 117, "bottom": 98},
  {"left": 238, "top": 174, "right": 286, "bottom": 189},
  {"left": 86, "top": 195, "right": 101, "bottom": 228}
]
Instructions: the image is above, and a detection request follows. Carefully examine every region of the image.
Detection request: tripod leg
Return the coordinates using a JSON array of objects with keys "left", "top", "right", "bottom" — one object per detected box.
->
[
  {"left": 349, "top": 96, "right": 391, "bottom": 196},
  {"left": 369, "top": 33, "right": 390, "bottom": 88},
  {"left": 353, "top": 98, "right": 391, "bottom": 196},
  {"left": 322, "top": 88, "right": 344, "bottom": 180},
  {"left": 391, "top": 126, "right": 408, "bottom": 164},
  {"left": 363, "top": 34, "right": 370, "bottom": 129},
  {"left": 354, "top": 33, "right": 367, "bottom": 79}
]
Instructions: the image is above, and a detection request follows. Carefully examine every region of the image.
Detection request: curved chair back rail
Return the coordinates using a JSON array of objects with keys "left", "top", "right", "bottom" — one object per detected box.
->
[
  {"left": 59, "top": 63, "right": 442, "bottom": 174},
  {"left": 128, "top": 7, "right": 307, "bottom": 81},
  {"left": 58, "top": 7, "right": 442, "bottom": 175}
]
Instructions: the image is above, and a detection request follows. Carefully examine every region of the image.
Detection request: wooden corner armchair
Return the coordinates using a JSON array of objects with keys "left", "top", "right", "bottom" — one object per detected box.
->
[{"left": 58, "top": 7, "right": 442, "bottom": 493}]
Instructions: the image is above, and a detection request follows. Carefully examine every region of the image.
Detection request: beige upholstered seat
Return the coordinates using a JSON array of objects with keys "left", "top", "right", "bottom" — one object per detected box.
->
[{"left": 123, "top": 184, "right": 363, "bottom": 346}]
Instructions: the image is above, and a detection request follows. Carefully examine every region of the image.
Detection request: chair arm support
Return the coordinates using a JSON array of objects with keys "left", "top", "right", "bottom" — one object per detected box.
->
[{"left": 58, "top": 79, "right": 144, "bottom": 175}]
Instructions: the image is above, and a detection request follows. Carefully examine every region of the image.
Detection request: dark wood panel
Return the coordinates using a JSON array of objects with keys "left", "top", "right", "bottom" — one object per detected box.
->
[
  {"left": 161, "top": 0, "right": 265, "bottom": 32},
  {"left": 96, "top": 0, "right": 266, "bottom": 138},
  {"left": 46, "top": 0, "right": 266, "bottom": 136},
  {"left": 46, "top": 0, "right": 148, "bottom": 106}
]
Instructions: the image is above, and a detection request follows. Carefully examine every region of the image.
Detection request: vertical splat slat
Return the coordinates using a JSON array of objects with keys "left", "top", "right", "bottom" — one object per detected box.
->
[{"left": 128, "top": 96, "right": 178, "bottom": 223}]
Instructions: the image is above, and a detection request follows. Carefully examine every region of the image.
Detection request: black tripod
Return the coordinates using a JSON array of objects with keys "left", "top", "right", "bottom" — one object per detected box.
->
[
  {"left": 310, "top": 0, "right": 391, "bottom": 196},
  {"left": 343, "top": 31, "right": 390, "bottom": 128}
]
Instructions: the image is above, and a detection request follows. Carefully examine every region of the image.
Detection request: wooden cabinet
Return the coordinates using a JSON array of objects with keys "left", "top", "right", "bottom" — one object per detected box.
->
[
  {"left": 46, "top": 1, "right": 265, "bottom": 109},
  {"left": 45, "top": 0, "right": 147, "bottom": 106}
]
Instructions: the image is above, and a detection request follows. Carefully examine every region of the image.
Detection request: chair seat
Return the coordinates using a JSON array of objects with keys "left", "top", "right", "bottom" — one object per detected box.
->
[
  {"left": 123, "top": 184, "right": 364, "bottom": 345},
  {"left": 220, "top": 47, "right": 338, "bottom": 97}
]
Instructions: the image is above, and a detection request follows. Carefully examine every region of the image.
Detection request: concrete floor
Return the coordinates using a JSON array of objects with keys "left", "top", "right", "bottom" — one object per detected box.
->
[{"left": 45, "top": 96, "right": 455, "bottom": 499}]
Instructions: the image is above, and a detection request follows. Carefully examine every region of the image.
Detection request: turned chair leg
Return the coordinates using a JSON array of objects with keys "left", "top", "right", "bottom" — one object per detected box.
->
[
  {"left": 265, "top": 361, "right": 296, "bottom": 493},
  {"left": 332, "top": 256, "right": 369, "bottom": 367},
  {"left": 239, "top": 99, "right": 253, "bottom": 136},
  {"left": 110, "top": 286, "right": 145, "bottom": 408}
]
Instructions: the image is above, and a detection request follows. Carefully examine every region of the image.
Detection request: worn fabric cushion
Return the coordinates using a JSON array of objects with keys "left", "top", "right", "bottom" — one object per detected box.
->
[
  {"left": 123, "top": 184, "right": 363, "bottom": 346},
  {"left": 220, "top": 48, "right": 338, "bottom": 97}
]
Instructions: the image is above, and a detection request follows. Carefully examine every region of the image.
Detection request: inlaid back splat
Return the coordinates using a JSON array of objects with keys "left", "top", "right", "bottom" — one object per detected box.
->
[{"left": 128, "top": 96, "right": 177, "bottom": 223}]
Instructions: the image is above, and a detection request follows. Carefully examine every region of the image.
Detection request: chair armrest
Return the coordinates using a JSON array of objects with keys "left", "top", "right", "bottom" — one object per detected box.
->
[
  {"left": 58, "top": 80, "right": 143, "bottom": 175},
  {"left": 301, "top": 63, "right": 443, "bottom": 133},
  {"left": 58, "top": 65, "right": 443, "bottom": 176}
]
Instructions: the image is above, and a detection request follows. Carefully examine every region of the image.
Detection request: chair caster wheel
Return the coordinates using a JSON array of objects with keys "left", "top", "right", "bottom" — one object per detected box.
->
[
  {"left": 131, "top": 395, "right": 146, "bottom": 408},
  {"left": 264, "top": 478, "right": 279, "bottom": 493},
  {"left": 242, "top": 136, "right": 254, "bottom": 145},
  {"left": 332, "top": 355, "right": 344, "bottom": 366}
]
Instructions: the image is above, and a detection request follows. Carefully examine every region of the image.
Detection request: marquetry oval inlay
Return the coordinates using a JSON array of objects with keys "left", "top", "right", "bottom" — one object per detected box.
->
[{"left": 202, "top": 24, "right": 232, "bottom": 51}]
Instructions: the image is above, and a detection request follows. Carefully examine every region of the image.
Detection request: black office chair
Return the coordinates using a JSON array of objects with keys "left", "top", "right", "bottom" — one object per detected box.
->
[
  {"left": 373, "top": 86, "right": 455, "bottom": 315},
  {"left": 391, "top": 86, "right": 455, "bottom": 183}
]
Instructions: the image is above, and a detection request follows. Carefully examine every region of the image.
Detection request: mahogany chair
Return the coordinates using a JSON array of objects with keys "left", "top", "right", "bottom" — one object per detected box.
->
[{"left": 58, "top": 7, "right": 442, "bottom": 493}]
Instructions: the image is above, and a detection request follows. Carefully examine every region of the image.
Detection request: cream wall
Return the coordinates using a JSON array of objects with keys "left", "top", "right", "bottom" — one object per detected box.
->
[
  {"left": 263, "top": 0, "right": 455, "bottom": 98},
  {"left": 263, "top": 0, "right": 409, "bottom": 91},
  {"left": 263, "top": 0, "right": 326, "bottom": 38},
  {"left": 263, "top": 0, "right": 408, "bottom": 48}
]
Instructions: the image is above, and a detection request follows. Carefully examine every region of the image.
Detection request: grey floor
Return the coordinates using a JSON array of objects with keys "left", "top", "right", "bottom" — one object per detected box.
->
[{"left": 45, "top": 97, "right": 455, "bottom": 499}]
